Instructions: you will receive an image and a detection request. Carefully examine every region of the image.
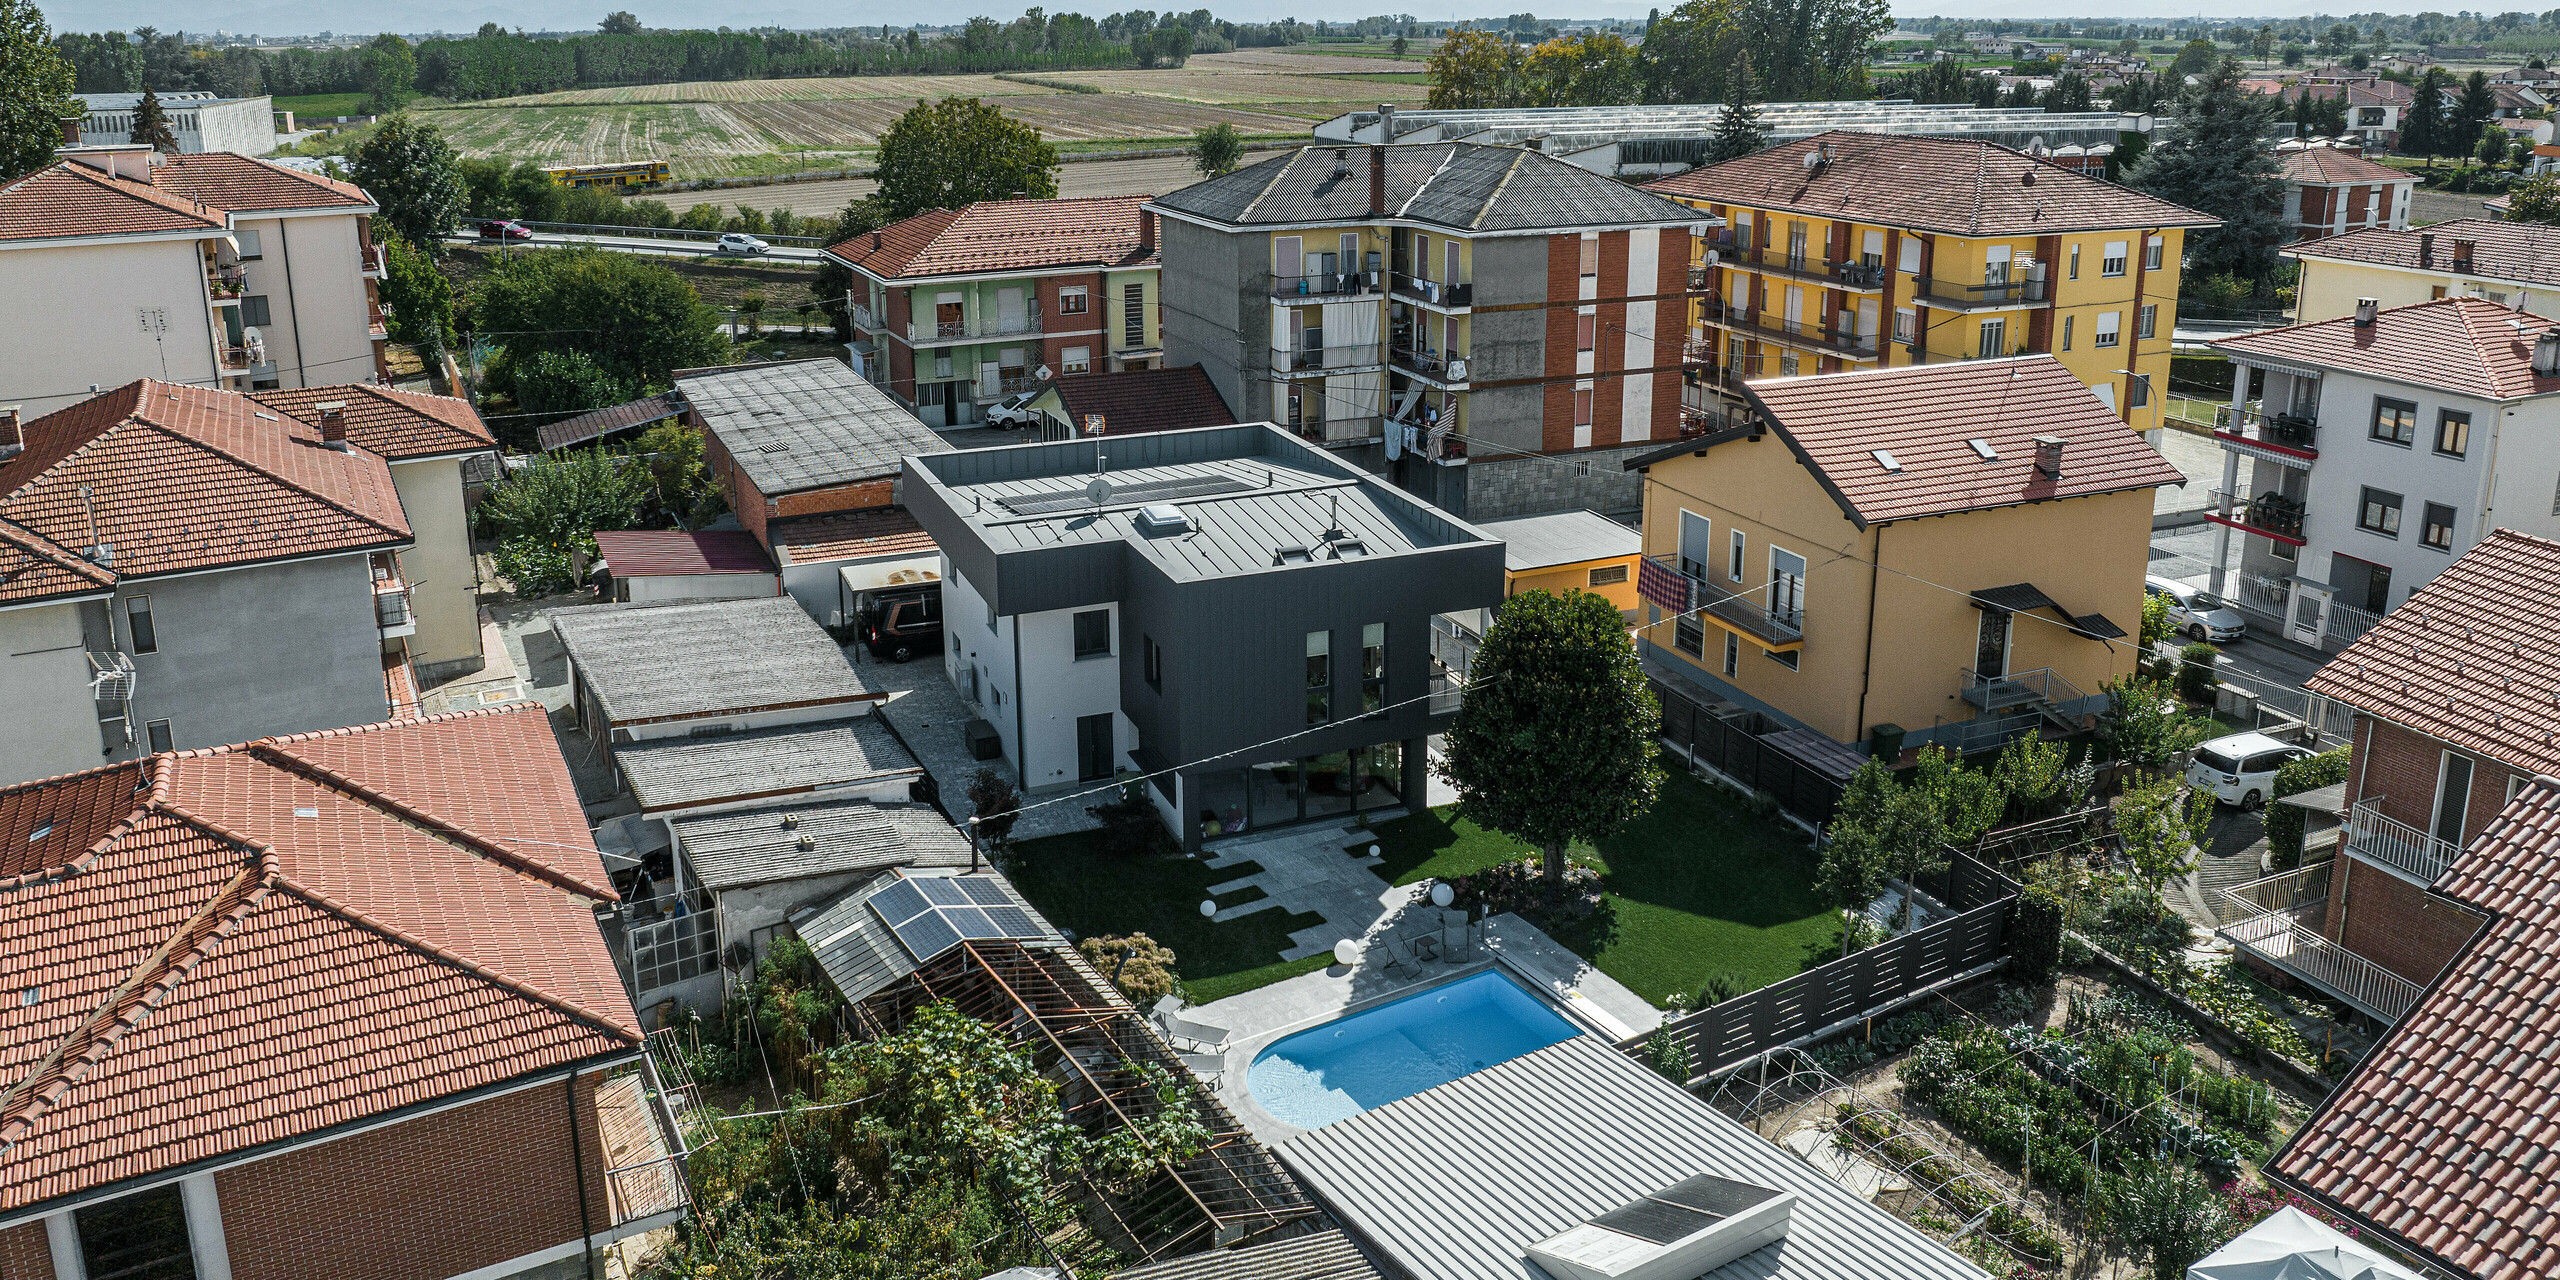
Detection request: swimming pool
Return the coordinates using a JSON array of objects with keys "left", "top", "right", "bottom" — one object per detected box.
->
[{"left": 1246, "top": 970, "right": 1581, "bottom": 1130}]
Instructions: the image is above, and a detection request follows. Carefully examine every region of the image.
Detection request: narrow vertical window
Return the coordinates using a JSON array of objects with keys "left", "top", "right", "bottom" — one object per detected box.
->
[
  {"left": 145, "top": 720, "right": 173, "bottom": 754},
  {"left": 1305, "top": 631, "right": 1332, "bottom": 724},
  {"left": 1361, "top": 623, "right": 1385, "bottom": 713},
  {"left": 126, "top": 595, "right": 157, "bottom": 655}
]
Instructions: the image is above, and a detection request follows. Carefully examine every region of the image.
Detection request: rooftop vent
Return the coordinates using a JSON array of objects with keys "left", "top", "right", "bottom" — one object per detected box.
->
[
  {"left": 2419, "top": 232, "right": 2436, "bottom": 268},
  {"left": 1135, "top": 504, "right": 1192, "bottom": 535},
  {"left": 1273, "top": 544, "right": 1314, "bottom": 565},
  {"left": 1967, "top": 438, "right": 1999, "bottom": 461},
  {"left": 314, "top": 400, "right": 349, "bottom": 450},
  {"left": 2354, "top": 297, "right": 2378, "bottom": 327},
  {"left": 2032, "top": 434, "right": 2066, "bottom": 478},
  {"left": 1526, "top": 1172, "right": 1794, "bottom": 1280},
  {"left": 2535, "top": 327, "right": 2560, "bottom": 378},
  {"left": 1325, "top": 538, "right": 1369, "bottom": 558},
  {"left": 1870, "top": 448, "right": 1902, "bottom": 473},
  {"left": 1332, "top": 147, "right": 1353, "bottom": 180}
]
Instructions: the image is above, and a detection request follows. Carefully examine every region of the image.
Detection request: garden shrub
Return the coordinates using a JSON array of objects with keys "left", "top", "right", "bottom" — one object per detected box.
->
[
  {"left": 2177, "top": 643, "right": 2221, "bottom": 704},
  {"left": 2010, "top": 885, "right": 2066, "bottom": 983},
  {"left": 492, "top": 535, "right": 584, "bottom": 597},
  {"left": 1079, "top": 934, "right": 1179, "bottom": 1005},
  {"left": 1695, "top": 971, "right": 1748, "bottom": 1007},
  {"left": 2265, "top": 747, "right": 2350, "bottom": 870},
  {"left": 1644, "top": 1024, "right": 1690, "bottom": 1082},
  {"left": 1087, "top": 779, "right": 1175, "bottom": 858}
]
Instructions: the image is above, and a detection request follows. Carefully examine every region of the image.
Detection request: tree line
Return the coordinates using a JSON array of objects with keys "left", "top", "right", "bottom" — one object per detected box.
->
[{"left": 1425, "top": 0, "right": 1890, "bottom": 110}]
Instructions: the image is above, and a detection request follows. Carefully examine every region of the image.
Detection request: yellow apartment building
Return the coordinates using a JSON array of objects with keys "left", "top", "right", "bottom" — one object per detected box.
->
[
  {"left": 1643, "top": 131, "right": 2218, "bottom": 437},
  {"left": 1623, "top": 357, "right": 2184, "bottom": 756}
]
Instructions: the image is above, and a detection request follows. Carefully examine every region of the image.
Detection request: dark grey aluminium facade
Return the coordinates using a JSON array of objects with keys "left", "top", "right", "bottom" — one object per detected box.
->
[
  {"left": 1151, "top": 141, "right": 1714, "bottom": 522},
  {"left": 901, "top": 424, "right": 1505, "bottom": 850}
]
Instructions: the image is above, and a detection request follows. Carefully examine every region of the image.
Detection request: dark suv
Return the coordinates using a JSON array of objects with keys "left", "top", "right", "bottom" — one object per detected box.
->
[{"left": 860, "top": 586, "right": 942, "bottom": 662}]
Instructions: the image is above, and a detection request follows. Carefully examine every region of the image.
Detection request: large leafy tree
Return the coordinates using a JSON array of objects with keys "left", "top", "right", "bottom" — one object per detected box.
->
[
  {"left": 2401, "top": 66, "right": 2454, "bottom": 164},
  {"left": 2127, "top": 57, "right": 2284, "bottom": 289},
  {"left": 1521, "top": 32, "right": 1642, "bottom": 106},
  {"left": 2452, "top": 70, "right": 2497, "bottom": 161},
  {"left": 1642, "top": 0, "right": 1889, "bottom": 105},
  {"left": 350, "top": 114, "right": 465, "bottom": 253},
  {"left": 128, "top": 88, "right": 176, "bottom": 150},
  {"left": 1424, "top": 28, "right": 1521, "bottom": 107},
  {"left": 874, "top": 96, "right": 1058, "bottom": 221},
  {"left": 377, "top": 234, "right": 453, "bottom": 350},
  {"left": 0, "top": 0, "right": 77, "bottom": 182},
  {"left": 472, "top": 247, "right": 727, "bottom": 392},
  {"left": 1188, "top": 121, "right": 1243, "bottom": 178},
  {"left": 359, "top": 33, "right": 415, "bottom": 113},
  {"left": 2507, "top": 172, "right": 2560, "bottom": 224},
  {"left": 1700, "top": 51, "right": 1768, "bottom": 164},
  {"left": 1439, "top": 589, "right": 1662, "bottom": 882}
]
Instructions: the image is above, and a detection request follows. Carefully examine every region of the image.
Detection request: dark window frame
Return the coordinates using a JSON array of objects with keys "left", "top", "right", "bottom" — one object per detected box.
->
[
  {"left": 1304, "top": 629, "right": 1331, "bottom": 725},
  {"left": 1072, "top": 609, "right": 1111, "bottom": 659},
  {"left": 1142, "top": 634, "right": 1162, "bottom": 690},
  {"left": 74, "top": 1180, "right": 196, "bottom": 1280},
  {"left": 2370, "top": 397, "right": 2418, "bottom": 447},
  {"left": 125, "top": 594, "right": 157, "bottom": 655},
  {"left": 2421, "top": 500, "right": 2458, "bottom": 551},
  {"left": 2358, "top": 485, "right": 2405, "bottom": 537},
  {"left": 2434, "top": 409, "right": 2472, "bottom": 458},
  {"left": 240, "top": 295, "right": 272, "bottom": 327}
]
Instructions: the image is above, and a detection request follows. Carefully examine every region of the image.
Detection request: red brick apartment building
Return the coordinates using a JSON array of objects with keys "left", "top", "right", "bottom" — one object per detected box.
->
[
  {"left": 0, "top": 706, "right": 685, "bottom": 1280},
  {"left": 2223, "top": 531, "right": 2560, "bottom": 1027}
]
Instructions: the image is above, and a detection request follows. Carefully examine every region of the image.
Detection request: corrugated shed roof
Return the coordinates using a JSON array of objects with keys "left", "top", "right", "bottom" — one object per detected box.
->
[
  {"left": 2275, "top": 148, "right": 2415, "bottom": 187},
  {"left": 0, "top": 160, "right": 228, "bottom": 243},
  {"left": 2285, "top": 218, "right": 2560, "bottom": 289},
  {"left": 801, "top": 867, "right": 1060, "bottom": 1006},
  {"left": 671, "top": 799, "right": 970, "bottom": 892},
  {"left": 0, "top": 706, "right": 638, "bottom": 1213},
  {"left": 536, "top": 393, "right": 684, "bottom": 452},
  {"left": 2271, "top": 780, "right": 2560, "bottom": 1280},
  {"left": 248, "top": 384, "right": 494, "bottom": 461},
  {"left": 1644, "top": 131, "right": 2218, "bottom": 236},
  {"left": 550, "top": 596, "right": 878, "bottom": 724},
  {"left": 676, "top": 358, "right": 950, "bottom": 495},
  {"left": 1275, "top": 1035, "right": 1989, "bottom": 1280},
  {"left": 1, "top": 380, "right": 413, "bottom": 580},
  {"left": 2300, "top": 530, "right": 2560, "bottom": 779},
  {"left": 771, "top": 507, "right": 937, "bottom": 564},
  {"left": 1724, "top": 357, "right": 2185, "bottom": 527},
  {"left": 1113, "top": 1229, "right": 1385, "bottom": 1280},
  {"left": 154, "top": 151, "right": 373, "bottom": 212},
  {"left": 592, "top": 529, "right": 775, "bottom": 577},
  {"left": 2212, "top": 297, "right": 2560, "bottom": 401},
  {"left": 0, "top": 517, "right": 116, "bottom": 606},
  {"left": 1039, "top": 366, "right": 1237, "bottom": 438},
  {"left": 1473, "top": 508, "right": 1639, "bottom": 572},
  {"left": 616, "top": 715, "right": 923, "bottom": 814},
  {"left": 1154, "top": 143, "right": 1698, "bottom": 232},
  {"left": 824, "top": 196, "right": 1158, "bottom": 278}
]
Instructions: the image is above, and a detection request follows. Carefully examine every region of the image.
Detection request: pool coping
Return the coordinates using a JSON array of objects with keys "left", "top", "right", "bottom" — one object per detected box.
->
[{"left": 1209, "top": 942, "right": 1628, "bottom": 1146}]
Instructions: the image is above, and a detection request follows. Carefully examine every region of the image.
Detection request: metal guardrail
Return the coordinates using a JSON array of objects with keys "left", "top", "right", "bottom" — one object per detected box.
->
[
  {"left": 2213, "top": 403, "right": 2319, "bottom": 451},
  {"left": 2343, "top": 796, "right": 2458, "bottom": 885},
  {"left": 1273, "top": 270, "right": 1379, "bottom": 300},
  {"left": 1390, "top": 272, "right": 1471, "bottom": 307},
  {"left": 460, "top": 218, "right": 828, "bottom": 247},
  {"left": 2216, "top": 863, "right": 2423, "bottom": 1023}
]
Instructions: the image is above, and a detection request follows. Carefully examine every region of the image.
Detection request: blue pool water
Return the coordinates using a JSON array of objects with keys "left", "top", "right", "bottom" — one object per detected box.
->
[{"left": 1247, "top": 971, "right": 1581, "bottom": 1130}]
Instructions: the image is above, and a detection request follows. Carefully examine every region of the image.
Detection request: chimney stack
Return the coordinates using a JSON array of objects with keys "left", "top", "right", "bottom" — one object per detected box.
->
[
  {"left": 2419, "top": 232, "right": 2435, "bottom": 268},
  {"left": 2031, "top": 434, "right": 2065, "bottom": 478},
  {"left": 2453, "top": 238, "right": 2476, "bottom": 271},
  {"left": 1378, "top": 102, "right": 1396, "bottom": 142},
  {"left": 58, "top": 118, "right": 79, "bottom": 147},
  {"left": 2354, "top": 297, "right": 2378, "bottom": 326},
  {"left": 315, "top": 401, "right": 349, "bottom": 450},
  {"left": 2536, "top": 327, "right": 2560, "bottom": 378},
  {"left": 1139, "top": 207, "right": 1157, "bottom": 254},
  {"left": 0, "top": 406, "right": 20, "bottom": 461},
  {"left": 1369, "top": 144, "right": 1386, "bottom": 218}
]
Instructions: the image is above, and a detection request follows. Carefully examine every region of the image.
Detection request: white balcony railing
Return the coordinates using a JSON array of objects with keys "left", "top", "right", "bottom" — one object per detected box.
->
[
  {"left": 2216, "top": 863, "right": 2425, "bottom": 1023},
  {"left": 2343, "top": 795, "right": 2459, "bottom": 885}
]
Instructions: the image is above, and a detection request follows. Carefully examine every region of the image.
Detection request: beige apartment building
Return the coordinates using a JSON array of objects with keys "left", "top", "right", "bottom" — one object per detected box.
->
[
  {"left": 2285, "top": 218, "right": 2560, "bottom": 322},
  {"left": 0, "top": 139, "right": 388, "bottom": 415}
]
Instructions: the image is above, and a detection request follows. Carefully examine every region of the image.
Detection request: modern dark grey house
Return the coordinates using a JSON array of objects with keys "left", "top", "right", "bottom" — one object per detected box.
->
[
  {"left": 1149, "top": 139, "right": 1714, "bottom": 520},
  {"left": 901, "top": 423, "right": 1505, "bottom": 849}
]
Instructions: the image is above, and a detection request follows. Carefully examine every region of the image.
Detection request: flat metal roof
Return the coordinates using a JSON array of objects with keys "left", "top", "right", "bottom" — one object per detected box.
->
[
  {"left": 1473, "top": 508, "right": 1641, "bottom": 573},
  {"left": 550, "top": 596, "right": 878, "bottom": 724}
]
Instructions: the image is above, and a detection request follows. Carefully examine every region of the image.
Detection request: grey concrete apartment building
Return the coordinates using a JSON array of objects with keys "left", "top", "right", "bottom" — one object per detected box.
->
[
  {"left": 1150, "top": 140, "right": 1714, "bottom": 521},
  {"left": 901, "top": 424, "right": 1505, "bottom": 850}
]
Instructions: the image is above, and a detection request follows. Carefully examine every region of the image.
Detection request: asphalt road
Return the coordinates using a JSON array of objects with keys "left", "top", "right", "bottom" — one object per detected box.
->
[
  {"left": 445, "top": 230, "right": 831, "bottom": 263},
  {"left": 2149, "top": 519, "right": 2334, "bottom": 733}
]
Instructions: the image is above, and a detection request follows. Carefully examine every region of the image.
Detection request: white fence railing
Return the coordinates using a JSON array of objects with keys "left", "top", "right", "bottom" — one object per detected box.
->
[
  {"left": 2216, "top": 864, "right": 2424, "bottom": 1023},
  {"left": 2343, "top": 796, "right": 2458, "bottom": 886}
]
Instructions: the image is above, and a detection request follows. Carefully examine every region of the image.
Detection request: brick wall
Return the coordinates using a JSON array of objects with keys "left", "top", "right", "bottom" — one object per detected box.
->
[
  {"left": 1590, "top": 231, "right": 1629, "bottom": 443},
  {"left": 1543, "top": 233, "right": 1577, "bottom": 453},
  {"left": 215, "top": 1071, "right": 614, "bottom": 1280},
  {"left": 2346, "top": 715, "right": 2527, "bottom": 841},
  {"left": 2331, "top": 855, "right": 2483, "bottom": 985},
  {"left": 0, "top": 1219, "right": 50, "bottom": 1279}
]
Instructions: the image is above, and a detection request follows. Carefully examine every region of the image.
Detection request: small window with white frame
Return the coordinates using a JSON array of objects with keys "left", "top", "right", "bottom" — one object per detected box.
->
[
  {"left": 2094, "top": 311, "right": 2122, "bottom": 348},
  {"left": 1061, "top": 346, "right": 1091, "bottom": 375},
  {"left": 2144, "top": 235, "right": 2165, "bottom": 271},
  {"left": 1058, "top": 286, "right": 1088, "bottom": 315},
  {"left": 2137, "top": 304, "right": 2158, "bottom": 340},
  {"left": 2102, "top": 240, "right": 2128, "bottom": 276}
]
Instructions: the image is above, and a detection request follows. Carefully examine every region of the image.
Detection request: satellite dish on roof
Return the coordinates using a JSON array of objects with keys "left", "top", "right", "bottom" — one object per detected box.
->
[{"left": 1087, "top": 478, "right": 1114, "bottom": 506}]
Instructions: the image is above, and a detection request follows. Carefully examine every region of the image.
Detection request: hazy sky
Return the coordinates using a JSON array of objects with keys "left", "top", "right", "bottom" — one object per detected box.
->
[{"left": 42, "top": 0, "right": 2391, "bottom": 39}]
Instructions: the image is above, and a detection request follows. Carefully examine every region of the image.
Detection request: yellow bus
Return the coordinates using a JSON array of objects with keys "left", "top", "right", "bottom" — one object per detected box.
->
[{"left": 541, "top": 160, "right": 671, "bottom": 189}]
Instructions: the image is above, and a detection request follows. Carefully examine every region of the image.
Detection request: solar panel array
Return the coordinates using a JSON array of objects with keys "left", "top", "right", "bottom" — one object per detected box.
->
[
  {"left": 997, "top": 475, "right": 1253, "bottom": 516},
  {"left": 866, "top": 874, "right": 1045, "bottom": 962}
]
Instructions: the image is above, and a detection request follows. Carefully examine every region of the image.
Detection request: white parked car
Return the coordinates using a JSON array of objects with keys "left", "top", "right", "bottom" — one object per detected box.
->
[
  {"left": 2187, "top": 732, "right": 2316, "bottom": 810},
  {"left": 713, "top": 232, "right": 769, "bottom": 256},
  {"left": 2146, "top": 575, "right": 2247, "bottom": 644},
  {"left": 981, "top": 390, "right": 1042, "bottom": 430}
]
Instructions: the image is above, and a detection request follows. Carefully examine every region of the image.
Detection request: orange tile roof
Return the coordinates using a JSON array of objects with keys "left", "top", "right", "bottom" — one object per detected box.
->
[
  {"left": 2211, "top": 297, "right": 2560, "bottom": 401},
  {"left": 153, "top": 151, "right": 373, "bottom": 212},
  {"left": 0, "top": 517, "right": 115, "bottom": 606},
  {"left": 1706, "top": 356, "right": 2186, "bottom": 527},
  {"left": 0, "top": 707, "right": 637, "bottom": 1212},
  {"left": 251, "top": 384, "right": 495, "bottom": 460},
  {"left": 2285, "top": 217, "right": 2560, "bottom": 288},
  {"left": 2275, "top": 147, "right": 2415, "bottom": 186},
  {"left": 1643, "top": 131, "right": 2218, "bottom": 237},
  {"left": 0, "top": 380, "right": 413, "bottom": 580},
  {"left": 825, "top": 196, "right": 1158, "bottom": 279},
  {"left": 2273, "top": 777, "right": 2560, "bottom": 1279},
  {"left": 1040, "top": 366, "right": 1236, "bottom": 438},
  {"left": 2300, "top": 530, "right": 2560, "bottom": 778},
  {"left": 769, "top": 507, "right": 937, "bottom": 564},
  {"left": 0, "top": 160, "right": 228, "bottom": 243}
]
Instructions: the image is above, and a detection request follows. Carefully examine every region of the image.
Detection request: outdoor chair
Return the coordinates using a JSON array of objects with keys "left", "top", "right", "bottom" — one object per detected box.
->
[
  {"left": 1162, "top": 1011, "right": 1232, "bottom": 1053},
  {"left": 1402, "top": 930, "right": 1441, "bottom": 964},
  {"left": 1178, "top": 1052, "right": 1226, "bottom": 1085},
  {"left": 1376, "top": 936, "right": 1421, "bottom": 980}
]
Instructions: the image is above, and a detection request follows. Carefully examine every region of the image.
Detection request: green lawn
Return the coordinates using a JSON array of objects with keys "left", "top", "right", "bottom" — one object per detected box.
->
[
  {"left": 1361, "top": 763, "right": 1843, "bottom": 1008},
  {"left": 273, "top": 93, "right": 370, "bottom": 117},
  {"left": 1002, "top": 834, "right": 1336, "bottom": 1005}
]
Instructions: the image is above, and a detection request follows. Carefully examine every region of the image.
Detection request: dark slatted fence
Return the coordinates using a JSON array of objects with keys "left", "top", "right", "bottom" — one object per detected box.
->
[{"left": 1652, "top": 678, "right": 1847, "bottom": 823}]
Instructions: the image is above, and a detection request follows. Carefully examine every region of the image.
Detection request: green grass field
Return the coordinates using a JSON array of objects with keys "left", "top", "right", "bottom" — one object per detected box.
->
[
  {"left": 1002, "top": 835, "right": 1336, "bottom": 1005},
  {"left": 273, "top": 93, "right": 369, "bottom": 116},
  {"left": 1364, "top": 763, "right": 1843, "bottom": 1008}
]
